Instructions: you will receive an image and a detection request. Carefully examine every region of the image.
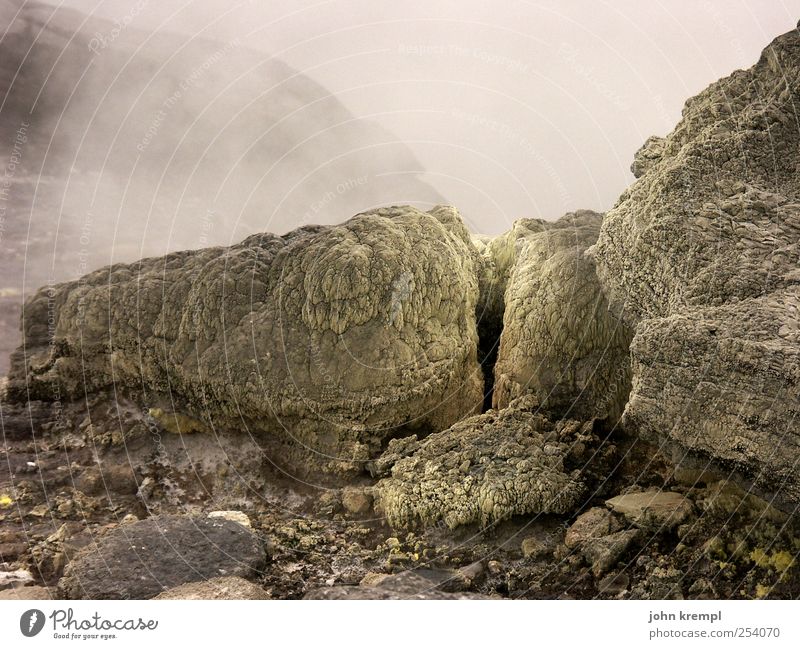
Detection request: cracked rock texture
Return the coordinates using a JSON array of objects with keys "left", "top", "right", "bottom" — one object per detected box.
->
[
  {"left": 589, "top": 25, "right": 800, "bottom": 507},
  {"left": 488, "top": 210, "right": 632, "bottom": 419},
  {"left": 373, "top": 396, "right": 586, "bottom": 529},
  {"left": 7, "top": 205, "right": 484, "bottom": 477}
]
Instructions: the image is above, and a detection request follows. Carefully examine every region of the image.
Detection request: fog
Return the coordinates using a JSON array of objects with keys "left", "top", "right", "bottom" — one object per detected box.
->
[{"left": 52, "top": 0, "right": 800, "bottom": 231}]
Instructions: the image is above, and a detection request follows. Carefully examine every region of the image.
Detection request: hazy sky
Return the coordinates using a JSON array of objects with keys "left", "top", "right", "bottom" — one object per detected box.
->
[{"left": 52, "top": 0, "right": 800, "bottom": 233}]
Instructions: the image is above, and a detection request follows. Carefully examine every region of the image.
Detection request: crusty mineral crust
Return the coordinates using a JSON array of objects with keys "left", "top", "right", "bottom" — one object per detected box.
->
[
  {"left": 8, "top": 205, "right": 484, "bottom": 475},
  {"left": 374, "top": 396, "right": 586, "bottom": 529},
  {"left": 490, "top": 210, "right": 631, "bottom": 419},
  {"left": 589, "top": 26, "right": 800, "bottom": 505}
]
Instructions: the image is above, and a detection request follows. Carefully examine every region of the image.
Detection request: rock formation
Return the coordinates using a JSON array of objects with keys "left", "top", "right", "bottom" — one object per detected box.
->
[
  {"left": 373, "top": 396, "right": 594, "bottom": 529},
  {"left": 589, "top": 25, "right": 800, "bottom": 507},
  {"left": 7, "top": 205, "right": 484, "bottom": 477},
  {"left": 488, "top": 210, "right": 631, "bottom": 419}
]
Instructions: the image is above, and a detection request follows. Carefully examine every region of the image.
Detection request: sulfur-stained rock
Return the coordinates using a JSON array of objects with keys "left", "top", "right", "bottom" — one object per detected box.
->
[
  {"left": 341, "top": 487, "right": 373, "bottom": 515},
  {"left": 489, "top": 211, "right": 631, "bottom": 420},
  {"left": 208, "top": 511, "right": 252, "bottom": 528},
  {"left": 374, "top": 397, "right": 586, "bottom": 529},
  {"left": 589, "top": 26, "right": 800, "bottom": 508},
  {"left": 7, "top": 205, "right": 484, "bottom": 477}
]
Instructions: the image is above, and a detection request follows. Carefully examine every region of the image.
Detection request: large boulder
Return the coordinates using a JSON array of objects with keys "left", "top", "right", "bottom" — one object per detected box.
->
[
  {"left": 8, "top": 205, "right": 484, "bottom": 476},
  {"left": 588, "top": 25, "right": 800, "bottom": 507},
  {"left": 58, "top": 515, "right": 267, "bottom": 599},
  {"left": 489, "top": 211, "right": 631, "bottom": 419}
]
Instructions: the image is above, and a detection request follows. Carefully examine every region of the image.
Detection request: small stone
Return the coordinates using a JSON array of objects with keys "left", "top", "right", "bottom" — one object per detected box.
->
[
  {"left": 606, "top": 490, "right": 693, "bottom": 531},
  {"left": 208, "top": 510, "right": 251, "bottom": 528},
  {"left": 565, "top": 507, "right": 621, "bottom": 548},
  {"left": 341, "top": 487, "right": 373, "bottom": 515},
  {"left": 27, "top": 503, "right": 49, "bottom": 518},
  {"left": 597, "top": 572, "right": 629, "bottom": 596},
  {"left": 0, "top": 569, "right": 35, "bottom": 591},
  {"left": 457, "top": 561, "right": 484, "bottom": 583},
  {"left": 153, "top": 576, "right": 270, "bottom": 600},
  {"left": 581, "top": 529, "right": 639, "bottom": 577},
  {"left": 360, "top": 572, "right": 391, "bottom": 587},
  {"left": 47, "top": 524, "right": 71, "bottom": 544},
  {"left": 521, "top": 537, "right": 548, "bottom": 559},
  {"left": 0, "top": 585, "right": 51, "bottom": 600},
  {"left": 487, "top": 560, "right": 502, "bottom": 575},
  {"left": 702, "top": 536, "right": 726, "bottom": 561},
  {"left": 121, "top": 514, "right": 139, "bottom": 524}
]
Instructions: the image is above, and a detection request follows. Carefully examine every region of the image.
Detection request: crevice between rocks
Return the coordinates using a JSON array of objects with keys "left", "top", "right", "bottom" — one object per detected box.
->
[{"left": 476, "top": 297, "right": 505, "bottom": 413}]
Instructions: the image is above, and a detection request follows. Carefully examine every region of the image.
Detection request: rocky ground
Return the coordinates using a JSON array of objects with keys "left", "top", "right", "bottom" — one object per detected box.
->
[{"left": 1, "top": 391, "right": 797, "bottom": 600}]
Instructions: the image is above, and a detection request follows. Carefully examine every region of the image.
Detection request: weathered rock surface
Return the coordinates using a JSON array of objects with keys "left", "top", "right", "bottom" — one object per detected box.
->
[
  {"left": 373, "top": 397, "right": 586, "bottom": 529},
  {"left": 58, "top": 515, "right": 266, "bottom": 599},
  {"left": 606, "top": 490, "right": 693, "bottom": 531},
  {"left": 152, "top": 576, "right": 270, "bottom": 600},
  {"left": 489, "top": 211, "right": 631, "bottom": 419},
  {"left": 8, "top": 205, "right": 484, "bottom": 477},
  {"left": 589, "top": 25, "right": 800, "bottom": 507}
]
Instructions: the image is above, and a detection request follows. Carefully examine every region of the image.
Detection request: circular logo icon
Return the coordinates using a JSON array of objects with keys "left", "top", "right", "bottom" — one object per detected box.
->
[{"left": 20, "top": 609, "right": 45, "bottom": 637}]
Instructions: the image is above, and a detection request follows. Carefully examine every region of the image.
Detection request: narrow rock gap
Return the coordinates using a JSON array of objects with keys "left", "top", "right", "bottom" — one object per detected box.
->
[{"left": 476, "top": 302, "right": 504, "bottom": 413}]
